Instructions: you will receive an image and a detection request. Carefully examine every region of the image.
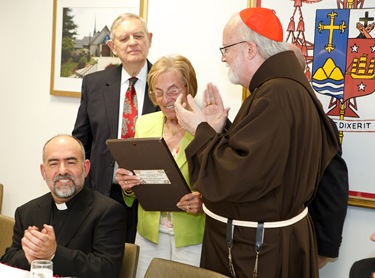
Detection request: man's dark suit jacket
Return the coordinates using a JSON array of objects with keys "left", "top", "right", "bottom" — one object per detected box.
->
[
  {"left": 0, "top": 186, "right": 126, "bottom": 278},
  {"left": 72, "top": 61, "right": 159, "bottom": 195},
  {"left": 309, "top": 118, "right": 349, "bottom": 258}
]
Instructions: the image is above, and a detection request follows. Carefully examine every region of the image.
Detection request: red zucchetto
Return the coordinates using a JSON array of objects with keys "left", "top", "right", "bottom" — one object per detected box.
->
[{"left": 239, "top": 7, "right": 283, "bottom": 42}]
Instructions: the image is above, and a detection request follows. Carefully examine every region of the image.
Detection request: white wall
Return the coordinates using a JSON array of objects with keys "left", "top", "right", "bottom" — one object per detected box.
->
[
  {"left": 0, "top": 1, "right": 374, "bottom": 277},
  {"left": 0, "top": 0, "right": 81, "bottom": 213},
  {"left": 146, "top": 0, "right": 244, "bottom": 116}
]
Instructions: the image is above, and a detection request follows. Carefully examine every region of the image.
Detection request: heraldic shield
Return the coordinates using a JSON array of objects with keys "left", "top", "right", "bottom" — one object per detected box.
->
[{"left": 312, "top": 8, "right": 375, "bottom": 118}]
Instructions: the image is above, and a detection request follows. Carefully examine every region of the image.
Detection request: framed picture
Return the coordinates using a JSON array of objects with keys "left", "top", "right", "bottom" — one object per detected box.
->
[
  {"left": 50, "top": 0, "right": 148, "bottom": 97},
  {"left": 253, "top": 0, "right": 375, "bottom": 208}
]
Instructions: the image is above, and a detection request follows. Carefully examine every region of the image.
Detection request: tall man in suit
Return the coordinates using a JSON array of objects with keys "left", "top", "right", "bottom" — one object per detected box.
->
[
  {"left": 0, "top": 135, "right": 126, "bottom": 278},
  {"left": 288, "top": 42, "right": 349, "bottom": 268},
  {"left": 72, "top": 13, "right": 159, "bottom": 243}
]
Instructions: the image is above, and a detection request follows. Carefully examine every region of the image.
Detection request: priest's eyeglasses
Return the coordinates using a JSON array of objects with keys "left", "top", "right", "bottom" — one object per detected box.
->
[
  {"left": 152, "top": 86, "right": 185, "bottom": 97},
  {"left": 220, "top": 41, "right": 247, "bottom": 56}
]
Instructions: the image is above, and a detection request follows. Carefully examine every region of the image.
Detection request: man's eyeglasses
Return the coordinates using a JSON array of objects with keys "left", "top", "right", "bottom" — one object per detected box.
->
[
  {"left": 152, "top": 86, "right": 185, "bottom": 97},
  {"left": 219, "top": 41, "right": 247, "bottom": 56}
]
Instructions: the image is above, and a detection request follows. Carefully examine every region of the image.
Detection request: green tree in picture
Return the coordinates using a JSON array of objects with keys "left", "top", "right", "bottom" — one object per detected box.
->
[
  {"left": 62, "top": 7, "right": 77, "bottom": 39},
  {"left": 60, "top": 8, "right": 78, "bottom": 77}
]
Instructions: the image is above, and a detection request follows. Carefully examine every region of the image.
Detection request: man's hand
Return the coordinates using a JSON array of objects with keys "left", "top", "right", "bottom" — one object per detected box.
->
[
  {"left": 318, "top": 256, "right": 329, "bottom": 268},
  {"left": 22, "top": 225, "right": 57, "bottom": 264},
  {"left": 175, "top": 84, "right": 229, "bottom": 135},
  {"left": 202, "top": 83, "right": 229, "bottom": 133},
  {"left": 318, "top": 255, "right": 337, "bottom": 268},
  {"left": 175, "top": 94, "right": 206, "bottom": 135}
]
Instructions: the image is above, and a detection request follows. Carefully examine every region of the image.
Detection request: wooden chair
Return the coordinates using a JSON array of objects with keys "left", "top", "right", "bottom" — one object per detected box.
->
[
  {"left": 119, "top": 243, "right": 140, "bottom": 278},
  {"left": 144, "top": 258, "right": 230, "bottom": 278},
  {"left": 0, "top": 183, "right": 3, "bottom": 214},
  {"left": 0, "top": 214, "right": 15, "bottom": 257}
]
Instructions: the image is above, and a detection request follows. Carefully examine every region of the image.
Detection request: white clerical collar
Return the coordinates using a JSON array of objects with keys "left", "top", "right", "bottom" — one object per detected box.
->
[{"left": 55, "top": 202, "right": 68, "bottom": 210}]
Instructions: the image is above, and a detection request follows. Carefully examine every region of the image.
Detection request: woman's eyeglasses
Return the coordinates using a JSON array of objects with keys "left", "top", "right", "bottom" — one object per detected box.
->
[{"left": 152, "top": 86, "right": 185, "bottom": 97}]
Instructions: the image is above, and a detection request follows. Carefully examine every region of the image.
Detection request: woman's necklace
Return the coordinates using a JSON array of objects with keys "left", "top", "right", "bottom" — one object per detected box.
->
[{"left": 165, "top": 121, "right": 183, "bottom": 136}]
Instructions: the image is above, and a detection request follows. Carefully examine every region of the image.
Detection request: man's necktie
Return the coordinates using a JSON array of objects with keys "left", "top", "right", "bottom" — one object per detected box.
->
[{"left": 121, "top": 77, "right": 138, "bottom": 138}]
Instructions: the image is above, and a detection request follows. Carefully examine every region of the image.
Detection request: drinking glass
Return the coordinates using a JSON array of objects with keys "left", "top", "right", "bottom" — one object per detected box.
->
[{"left": 30, "top": 260, "right": 53, "bottom": 278}]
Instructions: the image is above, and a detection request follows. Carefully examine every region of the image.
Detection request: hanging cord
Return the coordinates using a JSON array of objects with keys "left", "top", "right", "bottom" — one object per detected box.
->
[
  {"left": 226, "top": 219, "right": 237, "bottom": 277},
  {"left": 252, "top": 223, "right": 264, "bottom": 278}
]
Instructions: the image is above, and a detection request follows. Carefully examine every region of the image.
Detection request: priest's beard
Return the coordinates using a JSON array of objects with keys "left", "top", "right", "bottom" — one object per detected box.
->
[
  {"left": 227, "top": 52, "right": 243, "bottom": 85},
  {"left": 52, "top": 174, "right": 82, "bottom": 199}
]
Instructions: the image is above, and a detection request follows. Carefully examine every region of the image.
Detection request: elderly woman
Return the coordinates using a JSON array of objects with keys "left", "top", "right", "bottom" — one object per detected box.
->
[{"left": 115, "top": 54, "right": 204, "bottom": 278}]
